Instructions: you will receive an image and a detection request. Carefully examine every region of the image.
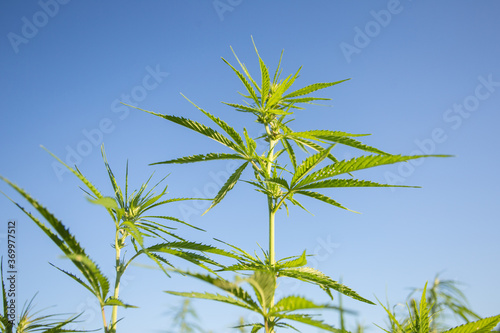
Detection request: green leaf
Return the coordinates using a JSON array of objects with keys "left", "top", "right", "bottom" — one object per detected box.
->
[
  {"left": 264, "top": 177, "right": 290, "bottom": 190},
  {"left": 283, "top": 80, "right": 349, "bottom": 99},
  {"left": 291, "top": 146, "right": 333, "bottom": 186},
  {"left": 87, "top": 196, "right": 118, "bottom": 210},
  {"left": 167, "top": 270, "right": 260, "bottom": 310},
  {"left": 166, "top": 291, "right": 256, "bottom": 312},
  {"left": 276, "top": 251, "right": 307, "bottom": 269},
  {"left": 151, "top": 153, "right": 246, "bottom": 165},
  {"left": 203, "top": 161, "right": 250, "bottom": 215},
  {"left": 442, "top": 315, "right": 500, "bottom": 333},
  {"left": 272, "top": 296, "right": 322, "bottom": 313},
  {"left": 272, "top": 295, "right": 346, "bottom": 314},
  {"left": 286, "top": 135, "right": 339, "bottom": 164},
  {"left": 299, "top": 154, "right": 450, "bottom": 186},
  {"left": 290, "top": 131, "right": 388, "bottom": 155},
  {"left": 142, "top": 215, "right": 206, "bottom": 231},
  {"left": 182, "top": 93, "right": 246, "bottom": 150},
  {"left": 267, "top": 69, "right": 300, "bottom": 107},
  {"left": 297, "top": 179, "right": 419, "bottom": 191},
  {"left": 281, "top": 138, "right": 297, "bottom": 170},
  {"left": 277, "top": 313, "right": 343, "bottom": 333},
  {"left": 222, "top": 57, "right": 260, "bottom": 105},
  {"left": 41, "top": 146, "right": 104, "bottom": 200},
  {"left": 222, "top": 102, "right": 261, "bottom": 113},
  {"left": 295, "top": 190, "right": 356, "bottom": 213},
  {"left": 291, "top": 129, "right": 369, "bottom": 138},
  {"left": 0, "top": 177, "right": 109, "bottom": 301},
  {"left": 282, "top": 97, "right": 331, "bottom": 104},
  {"left": 103, "top": 297, "right": 138, "bottom": 308},
  {"left": 256, "top": 52, "right": 270, "bottom": 106},
  {"left": 131, "top": 106, "right": 242, "bottom": 152},
  {"left": 49, "top": 263, "right": 95, "bottom": 296},
  {"left": 246, "top": 271, "right": 276, "bottom": 310},
  {"left": 279, "top": 266, "right": 374, "bottom": 304}
]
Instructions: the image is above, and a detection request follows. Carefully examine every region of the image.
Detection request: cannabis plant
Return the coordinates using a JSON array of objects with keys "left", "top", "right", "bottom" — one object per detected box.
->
[
  {"left": 406, "top": 276, "right": 481, "bottom": 332},
  {"left": 0, "top": 260, "right": 88, "bottom": 333},
  {"left": 377, "top": 282, "right": 500, "bottom": 333},
  {"left": 133, "top": 39, "right": 449, "bottom": 332},
  {"left": 0, "top": 146, "right": 226, "bottom": 333}
]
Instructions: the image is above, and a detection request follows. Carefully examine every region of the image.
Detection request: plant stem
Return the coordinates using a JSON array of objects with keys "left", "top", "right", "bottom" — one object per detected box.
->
[
  {"left": 265, "top": 125, "right": 277, "bottom": 333},
  {"left": 110, "top": 230, "right": 124, "bottom": 332},
  {"left": 101, "top": 306, "right": 109, "bottom": 333}
]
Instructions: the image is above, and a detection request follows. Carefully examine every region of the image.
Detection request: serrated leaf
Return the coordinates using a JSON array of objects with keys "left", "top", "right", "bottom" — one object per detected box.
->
[
  {"left": 278, "top": 313, "right": 343, "bottom": 333},
  {"left": 203, "top": 162, "right": 249, "bottom": 215},
  {"left": 103, "top": 297, "right": 138, "bottom": 308},
  {"left": 182, "top": 94, "right": 246, "bottom": 150},
  {"left": 167, "top": 270, "right": 260, "bottom": 310},
  {"left": 284, "top": 80, "right": 349, "bottom": 99},
  {"left": 41, "top": 146, "right": 104, "bottom": 200},
  {"left": 279, "top": 266, "right": 374, "bottom": 304},
  {"left": 87, "top": 196, "right": 118, "bottom": 210},
  {"left": 298, "top": 154, "right": 450, "bottom": 186},
  {"left": 0, "top": 177, "right": 109, "bottom": 300},
  {"left": 148, "top": 111, "right": 241, "bottom": 151},
  {"left": 442, "top": 315, "right": 500, "bottom": 333},
  {"left": 166, "top": 291, "right": 256, "bottom": 312},
  {"left": 297, "top": 179, "right": 419, "bottom": 191},
  {"left": 290, "top": 131, "right": 387, "bottom": 155},
  {"left": 222, "top": 57, "right": 260, "bottom": 105},
  {"left": 272, "top": 295, "right": 346, "bottom": 314},
  {"left": 276, "top": 251, "right": 307, "bottom": 269},
  {"left": 246, "top": 271, "right": 276, "bottom": 310},
  {"left": 281, "top": 138, "right": 297, "bottom": 170},
  {"left": 295, "top": 190, "right": 356, "bottom": 213},
  {"left": 291, "top": 146, "right": 333, "bottom": 186},
  {"left": 264, "top": 177, "right": 290, "bottom": 190},
  {"left": 222, "top": 102, "right": 260, "bottom": 113},
  {"left": 151, "top": 153, "right": 246, "bottom": 165},
  {"left": 287, "top": 135, "right": 339, "bottom": 163},
  {"left": 258, "top": 58, "right": 270, "bottom": 106}
]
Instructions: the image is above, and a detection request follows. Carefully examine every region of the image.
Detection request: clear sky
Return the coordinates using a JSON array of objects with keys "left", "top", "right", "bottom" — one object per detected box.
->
[{"left": 1, "top": 1, "right": 499, "bottom": 332}]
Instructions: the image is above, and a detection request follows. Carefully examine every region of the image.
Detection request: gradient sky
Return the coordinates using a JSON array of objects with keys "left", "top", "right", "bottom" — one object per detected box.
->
[{"left": 1, "top": 1, "right": 499, "bottom": 332}]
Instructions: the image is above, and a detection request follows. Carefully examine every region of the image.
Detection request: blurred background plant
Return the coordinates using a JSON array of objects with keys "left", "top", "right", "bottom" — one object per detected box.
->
[{"left": 0, "top": 260, "right": 91, "bottom": 333}]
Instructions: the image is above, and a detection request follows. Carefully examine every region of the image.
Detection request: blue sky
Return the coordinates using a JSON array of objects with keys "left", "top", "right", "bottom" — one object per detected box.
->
[{"left": 1, "top": 1, "right": 499, "bottom": 332}]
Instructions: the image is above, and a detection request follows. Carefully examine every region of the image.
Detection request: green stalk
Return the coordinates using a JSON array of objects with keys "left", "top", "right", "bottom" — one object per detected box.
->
[
  {"left": 265, "top": 124, "right": 278, "bottom": 333},
  {"left": 268, "top": 205, "right": 275, "bottom": 267},
  {"left": 265, "top": 125, "right": 278, "bottom": 267},
  {"left": 110, "top": 230, "right": 124, "bottom": 332},
  {"left": 100, "top": 306, "right": 109, "bottom": 333}
]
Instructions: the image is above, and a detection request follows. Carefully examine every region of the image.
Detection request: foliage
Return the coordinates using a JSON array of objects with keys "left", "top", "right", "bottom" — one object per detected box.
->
[
  {"left": 0, "top": 260, "right": 90, "bottom": 333},
  {"left": 376, "top": 282, "right": 500, "bottom": 333},
  {"left": 0, "top": 146, "right": 225, "bottom": 333},
  {"left": 132, "top": 38, "right": 450, "bottom": 332},
  {"left": 406, "top": 276, "right": 481, "bottom": 332},
  {"left": 163, "top": 299, "right": 210, "bottom": 333}
]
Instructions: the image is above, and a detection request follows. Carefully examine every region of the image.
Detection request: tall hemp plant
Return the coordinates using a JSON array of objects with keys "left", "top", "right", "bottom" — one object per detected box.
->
[
  {"left": 0, "top": 146, "right": 228, "bottom": 333},
  {"left": 131, "top": 40, "right": 450, "bottom": 332}
]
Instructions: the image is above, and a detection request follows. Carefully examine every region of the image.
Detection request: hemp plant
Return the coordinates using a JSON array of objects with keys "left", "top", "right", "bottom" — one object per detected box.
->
[
  {"left": 133, "top": 39, "right": 450, "bottom": 332},
  {"left": 0, "top": 260, "right": 89, "bottom": 333},
  {"left": 0, "top": 146, "right": 226, "bottom": 333},
  {"left": 377, "top": 283, "right": 500, "bottom": 333}
]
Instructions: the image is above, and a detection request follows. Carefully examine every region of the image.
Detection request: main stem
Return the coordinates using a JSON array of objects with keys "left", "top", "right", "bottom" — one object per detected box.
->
[
  {"left": 266, "top": 130, "right": 277, "bottom": 267},
  {"left": 266, "top": 128, "right": 277, "bottom": 333}
]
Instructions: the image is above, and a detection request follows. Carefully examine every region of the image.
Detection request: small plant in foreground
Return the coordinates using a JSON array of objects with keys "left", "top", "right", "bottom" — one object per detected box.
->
[
  {"left": 377, "top": 282, "right": 500, "bottom": 333},
  {"left": 406, "top": 275, "right": 481, "bottom": 332},
  {"left": 0, "top": 146, "right": 226, "bottom": 333},
  {"left": 0, "top": 260, "right": 89, "bottom": 333}
]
